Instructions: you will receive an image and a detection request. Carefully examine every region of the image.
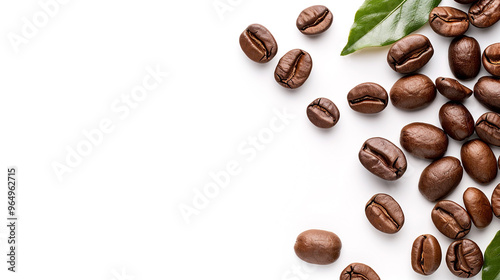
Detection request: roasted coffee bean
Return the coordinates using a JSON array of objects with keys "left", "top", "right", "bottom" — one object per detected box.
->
[
  {"left": 446, "top": 239, "right": 483, "bottom": 278},
  {"left": 435, "top": 77, "right": 473, "bottom": 101},
  {"left": 469, "top": 0, "right": 500, "bottom": 28},
  {"left": 347, "top": 83, "right": 388, "bottom": 114},
  {"left": 274, "top": 49, "right": 312, "bottom": 89},
  {"left": 400, "top": 122, "right": 448, "bottom": 160},
  {"left": 475, "top": 112, "right": 500, "bottom": 146},
  {"left": 411, "top": 234, "right": 442, "bottom": 275},
  {"left": 474, "top": 76, "right": 500, "bottom": 112},
  {"left": 365, "top": 193, "right": 404, "bottom": 234},
  {"left": 429, "top": 7, "right": 469, "bottom": 37},
  {"left": 461, "top": 139, "right": 497, "bottom": 184},
  {"left": 449, "top": 36, "right": 481, "bottom": 80},
  {"left": 419, "top": 157, "right": 463, "bottom": 202},
  {"left": 483, "top": 43, "right": 500, "bottom": 77},
  {"left": 438, "top": 102, "right": 474, "bottom": 141},
  {"left": 296, "top": 5, "right": 333, "bottom": 35},
  {"left": 455, "top": 0, "right": 477, "bottom": 4},
  {"left": 358, "top": 137, "right": 407, "bottom": 180},
  {"left": 294, "top": 229, "right": 341, "bottom": 265},
  {"left": 340, "top": 263, "right": 380, "bottom": 280},
  {"left": 239, "top": 24, "right": 278, "bottom": 63},
  {"left": 390, "top": 74, "right": 436, "bottom": 110},
  {"left": 492, "top": 183, "right": 500, "bottom": 217},
  {"left": 306, "top": 98, "right": 340, "bottom": 128},
  {"left": 387, "top": 34, "right": 434, "bottom": 74},
  {"left": 463, "top": 187, "right": 493, "bottom": 228},
  {"left": 431, "top": 200, "right": 471, "bottom": 239}
]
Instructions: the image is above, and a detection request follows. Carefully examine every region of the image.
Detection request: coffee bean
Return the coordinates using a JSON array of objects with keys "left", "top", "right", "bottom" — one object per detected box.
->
[
  {"left": 435, "top": 77, "right": 472, "bottom": 101},
  {"left": 483, "top": 43, "right": 500, "bottom": 77},
  {"left": 439, "top": 102, "right": 474, "bottom": 141},
  {"left": 358, "top": 137, "right": 407, "bottom": 180},
  {"left": 475, "top": 112, "right": 500, "bottom": 146},
  {"left": 449, "top": 36, "right": 481, "bottom": 80},
  {"left": 294, "top": 229, "right": 341, "bottom": 265},
  {"left": 419, "top": 157, "right": 463, "bottom": 202},
  {"left": 239, "top": 24, "right": 278, "bottom": 63},
  {"left": 306, "top": 98, "right": 340, "bottom": 128},
  {"left": 387, "top": 34, "right": 434, "bottom": 74},
  {"left": 463, "top": 187, "right": 493, "bottom": 229},
  {"left": 429, "top": 7, "right": 469, "bottom": 37},
  {"left": 274, "top": 49, "right": 312, "bottom": 89},
  {"left": 446, "top": 239, "right": 483, "bottom": 278},
  {"left": 455, "top": 0, "right": 476, "bottom": 3},
  {"left": 365, "top": 193, "right": 404, "bottom": 234},
  {"left": 474, "top": 76, "right": 500, "bottom": 112},
  {"left": 431, "top": 200, "right": 471, "bottom": 239},
  {"left": 347, "top": 83, "right": 388, "bottom": 114},
  {"left": 492, "top": 183, "right": 500, "bottom": 218},
  {"left": 340, "top": 263, "right": 380, "bottom": 280},
  {"left": 469, "top": 0, "right": 500, "bottom": 28},
  {"left": 461, "top": 139, "right": 497, "bottom": 184},
  {"left": 390, "top": 74, "right": 436, "bottom": 110},
  {"left": 296, "top": 5, "right": 333, "bottom": 35},
  {"left": 400, "top": 122, "right": 448, "bottom": 160},
  {"left": 411, "top": 234, "right": 442, "bottom": 275}
]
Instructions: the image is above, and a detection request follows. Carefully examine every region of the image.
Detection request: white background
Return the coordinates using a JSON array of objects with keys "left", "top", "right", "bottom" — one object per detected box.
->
[{"left": 0, "top": 0, "right": 499, "bottom": 279}]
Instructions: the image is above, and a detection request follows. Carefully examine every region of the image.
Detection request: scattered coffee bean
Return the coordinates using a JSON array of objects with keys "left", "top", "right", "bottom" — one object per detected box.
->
[
  {"left": 469, "top": 0, "right": 500, "bottom": 28},
  {"left": 294, "top": 229, "right": 342, "bottom": 265},
  {"left": 390, "top": 74, "right": 436, "bottom": 110},
  {"left": 463, "top": 187, "right": 493, "bottom": 229},
  {"left": 411, "top": 234, "right": 442, "bottom": 276},
  {"left": 400, "top": 122, "right": 448, "bottom": 160},
  {"left": 340, "top": 263, "right": 380, "bottom": 280},
  {"left": 483, "top": 43, "right": 500, "bottom": 77},
  {"left": 431, "top": 200, "right": 471, "bottom": 239},
  {"left": 449, "top": 35, "right": 481, "bottom": 80},
  {"left": 446, "top": 239, "right": 483, "bottom": 278},
  {"left": 475, "top": 112, "right": 500, "bottom": 146},
  {"left": 387, "top": 34, "right": 434, "bottom": 74},
  {"left": 274, "top": 49, "right": 312, "bottom": 89},
  {"left": 347, "top": 83, "right": 388, "bottom": 114},
  {"left": 461, "top": 139, "right": 497, "bottom": 184},
  {"left": 239, "top": 24, "right": 278, "bottom": 63},
  {"left": 439, "top": 102, "right": 474, "bottom": 141},
  {"left": 296, "top": 5, "right": 333, "bottom": 35},
  {"left": 306, "top": 98, "right": 340, "bottom": 128},
  {"left": 435, "top": 77, "right": 472, "bottom": 101},
  {"left": 358, "top": 137, "right": 407, "bottom": 180},
  {"left": 419, "top": 156, "right": 463, "bottom": 202},
  {"left": 365, "top": 193, "right": 404, "bottom": 234},
  {"left": 429, "top": 7, "right": 469, "bottom": 37},
  {"left": 492, "top": 184, "right": 500, "bottom": 218},
  {"left": 455, "top": 0, "right": 476, "bottom": 4},
  {"left": 474, "top": 76, "right": 500, "bottom": 112}
]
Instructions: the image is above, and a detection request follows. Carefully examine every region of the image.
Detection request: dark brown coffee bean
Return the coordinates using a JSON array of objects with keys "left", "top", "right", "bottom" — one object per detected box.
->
[
  {"left": 439, "top": 102, "right": 474, "bottom": 141},
  {"left": 431, "top": 200, "right": 471, "bottom": 239},
  {"left": 483, "top": 43, "right": 500, "bottom": 77},
  {"left": 294, "top": 229, "right": 341, "bottom": 265},
  {"left": 449, "top": 36, "right": 481, "bottom": 80},
  {"left": 387, "top": 34, "right": 434, "bottom": 74},
  {"left": 306, "top": 98, "right": 339, "bottom": 128},
  {"left": 340, "top": 263, "right": 380, "bottom": 280},
  {"left": 274, "top": 49, "right": 312, "bottom": 89},
  {"left": 435, "top": 77, "right": 473, "bottom": 101},
  {"left": 429, "top": 7, "right": 469, "bottom": 37},
  {"left": 419, "top": 157, "right": 463, "bottom": 202},
  {"left": 359, "top": 137, "right": 407, "bottom": 180},
  {"left": 296, "top": 5, "right": 333, "bottom": 35},
  {"left": 475, "top": 112, "right": 500, "bottom": 146},
  {"left": 400, "top": 122, "right": 448, "bottom": 160},
  {"left": 347, "top": 83, "right": 388, "bottom": 114},
  {"left": 461, "top": 139, "right": 497, "bottom": 184},
  {"left": 239, "top": 24, "right": 278, "bottom": 63},
  {"left": 365, "top": 193, "right": 404, "bottom": 234},
  {"left": 463, "top": 187, "right": 493, "bottom": 228},
  {"left": 446, "top": 239, "right": 483, "bottom": 278},
  {"left": 474, "top": 76, "right": 500, "bottom": 112},
  {"left": 411, "top": 234, "right": 442, "bottom": 275},
  {"left": 492, "top": 183, "right": 500, "bottom": 218},
  {"left": 390, "top": 74, "right": 436, "bottom": 110},
  {"left": 469, "top": 0, "right": 500, "bottom": 28},
  {"left": 455, "top": 0, "right": 477, "bottom": 4}
]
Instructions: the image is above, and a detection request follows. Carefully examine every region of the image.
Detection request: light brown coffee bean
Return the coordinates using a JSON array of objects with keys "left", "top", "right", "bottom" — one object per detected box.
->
[{"left": 294, "top": 229, "right": 341, "bottom": 265}]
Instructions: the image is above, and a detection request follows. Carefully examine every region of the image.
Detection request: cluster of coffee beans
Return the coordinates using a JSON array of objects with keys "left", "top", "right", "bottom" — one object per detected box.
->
[{"left": 240, "top": 2, "right": 500, "bottom": 279}]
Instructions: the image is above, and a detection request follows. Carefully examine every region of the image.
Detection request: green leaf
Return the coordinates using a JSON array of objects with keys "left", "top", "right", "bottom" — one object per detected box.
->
[
  {"left": 483, "top": 231, "right": 500, "bottom": 280},
  {"left": 341, "top": 0, "right": 441, "bottom": 56}
]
